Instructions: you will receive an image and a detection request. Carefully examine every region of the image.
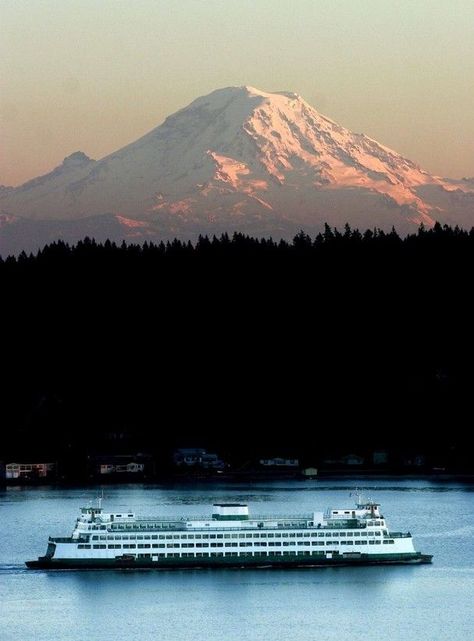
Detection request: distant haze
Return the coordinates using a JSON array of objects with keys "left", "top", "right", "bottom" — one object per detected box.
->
[{"left": 1, "top": 0, "right": 474, "bottom": 186}]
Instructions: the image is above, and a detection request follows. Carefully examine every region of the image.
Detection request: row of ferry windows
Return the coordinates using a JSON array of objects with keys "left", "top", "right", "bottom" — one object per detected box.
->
[
  {"left": 89, "top": 531, "right": 384, "bottom": 541},
  {"left": 85, "top": 520, "right": 385, "bottom": 531},
  {"left": 77, "top": 540, "right": 396, "bottom": 550}
]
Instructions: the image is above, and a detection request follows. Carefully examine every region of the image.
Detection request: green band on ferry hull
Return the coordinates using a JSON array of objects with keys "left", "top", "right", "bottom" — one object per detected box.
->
[{"left": 26, "top": 552, "right": 432, "bottom": 570}]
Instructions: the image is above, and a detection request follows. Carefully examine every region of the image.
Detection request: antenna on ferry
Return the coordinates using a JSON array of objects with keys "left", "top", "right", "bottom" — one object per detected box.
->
[
  {"left": 97, "top": 489, "right": 104, "bottom": 510},
  {"left": 351, "top": 488, "right": 361, "bottom": 505}
]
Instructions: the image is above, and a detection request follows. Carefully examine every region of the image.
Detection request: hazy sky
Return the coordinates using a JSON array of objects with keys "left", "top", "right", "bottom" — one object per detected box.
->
[{"left": 1, "top": 0, "right": 474, "bottom": 186}]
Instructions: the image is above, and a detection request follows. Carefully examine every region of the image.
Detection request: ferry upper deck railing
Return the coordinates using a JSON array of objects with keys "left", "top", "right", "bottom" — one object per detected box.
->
[{"left": 133, "top": 513, "right": 314, "bottom": 522}]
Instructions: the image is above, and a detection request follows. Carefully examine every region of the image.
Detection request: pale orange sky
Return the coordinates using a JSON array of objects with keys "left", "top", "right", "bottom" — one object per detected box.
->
[{"left": 1, "top": 0, "right": 474, "bottom": 186}]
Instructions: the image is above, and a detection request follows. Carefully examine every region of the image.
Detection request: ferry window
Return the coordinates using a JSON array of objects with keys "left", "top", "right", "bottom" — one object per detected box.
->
[
  {"left": 210, "top": 535, "right": 216, "bottom": 540},
  {"left": 346, "top": 541, "right": 353, "bottom": 545},
  {"left": 353, "top": 532, "right": 360, "bottom": 537},
  {"left": 332, "top": 533, "right": 339, "bottom": 537},
  {"left": 100, "top": 536, "right": 106, "bottom": 541},
  {"left": 361, "top": 532, "right": 367, "bottom": 537},
  {"left": 340, "top": 532, "right": 346, "bottom": 537},
  {"left": 92, "top": 536, "right": 98, "bottom": 541},
  {"left": 355, "top": 541, "right": 361, "bottom": 545},
  {"left": 375, "top": 532, "right": 381, "bottom": 536},
  {"left": 202, "top": 535, "right": 209, "bottom": 540},
  {"left": 268, "top": 534, "right": 274, "bottom": 538},
  {"left": 275, "top": 534, "right": 282, "bottom": 538},
  {"left": 254, "top": 533, "right": 260, "bottom": 538},
  {"left": 224, "top": 534, "right": 230, "bottom": 539},
  {"left": 246, "top": 534, "right": 252, "bottom": 539},
  {"left": 289, "top": 534, "right": 296, "bottom": 538},
  {"left": 344, "top": 511, "right": 350, "bottom": 514},
  {"left": 173, "top": 535, "right": 180, "bottom": 540},
  {"left": 282, "top": 533, "right": 288, "bottom": 538},
  {"left": 361, "top": 541, "right": 367, "bottom": 545},
  {"left": 375, "top": 540, "right": 381, "bottom": 544},
  {"left": 217, "top": 535, "right": 223, "bottom": 539},
  {"left": 369, "top": 540, "right": 375, "bottom": 545},
  {"left": 151, "top": 535, "right": 157, "bottom": 540},
  {"left": 239, "top": 534, "right": 245, "bottom": 539},
  {"left": 318, "top": 533, "right": 324, "bottom": 538},
  {"left": 325, "top": 533, "right": 331, "bottom": 537},
  {"left": 296, "top": 533, "right": 303, "bottom": 538},
  {"left": 144, "top": 536, "right": 150, "bottom": 540},
  {"left": 129, "top": 544, "right": 136, "bottom": 549}
]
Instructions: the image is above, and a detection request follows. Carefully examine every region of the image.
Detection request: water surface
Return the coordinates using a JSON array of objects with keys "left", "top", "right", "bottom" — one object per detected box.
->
[{"left": 1, "top": 479, "right": 472, "bottom": 641}]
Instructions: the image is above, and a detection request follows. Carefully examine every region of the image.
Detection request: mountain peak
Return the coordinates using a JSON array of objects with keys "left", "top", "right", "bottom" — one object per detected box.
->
[
  {"left": 177, "top": 85, "right": 304, "bottom": 116},
  {"left": 62, "top": 151, "right": 93, "bottom": 167}
]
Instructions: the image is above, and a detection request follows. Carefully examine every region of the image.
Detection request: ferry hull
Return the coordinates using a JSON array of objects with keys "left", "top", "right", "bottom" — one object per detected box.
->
[{"left": 26, "top": 552, "right": 432, "bottom": 570}]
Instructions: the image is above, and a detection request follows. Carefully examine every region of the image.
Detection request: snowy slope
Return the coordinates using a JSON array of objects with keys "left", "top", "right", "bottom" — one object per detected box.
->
[{"left": 1, "top": 86, "right": 473, "bottom": 252}]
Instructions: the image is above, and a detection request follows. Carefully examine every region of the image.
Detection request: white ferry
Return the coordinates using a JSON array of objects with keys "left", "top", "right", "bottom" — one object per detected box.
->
[{"left": 26, "top": 497, "right": 432, "bottom": 569}]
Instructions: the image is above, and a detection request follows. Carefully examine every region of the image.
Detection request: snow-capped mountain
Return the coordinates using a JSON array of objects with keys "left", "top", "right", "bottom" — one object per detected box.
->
[{"left": 1, "top": 86, "right": 473, "bottom": 254}]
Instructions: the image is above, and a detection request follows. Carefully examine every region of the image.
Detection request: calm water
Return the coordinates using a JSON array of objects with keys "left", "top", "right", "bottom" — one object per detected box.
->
[{"left": 1, "top": 479, "right": 473, "bottom": 641}]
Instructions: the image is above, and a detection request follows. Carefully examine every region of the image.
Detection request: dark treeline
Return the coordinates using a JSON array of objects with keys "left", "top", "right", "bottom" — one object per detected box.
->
[{"left": 1, "top": 222, "right": 473, "bottom": 474}]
